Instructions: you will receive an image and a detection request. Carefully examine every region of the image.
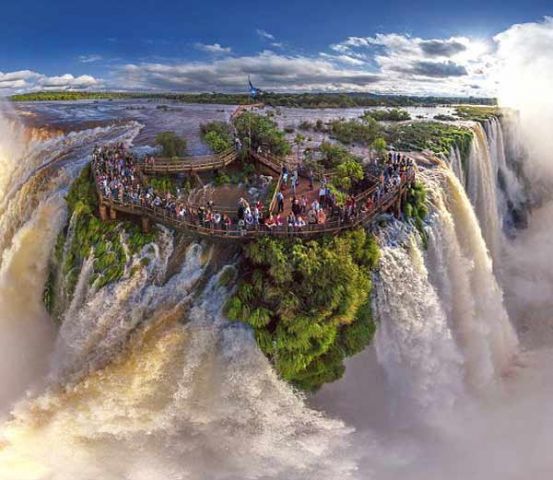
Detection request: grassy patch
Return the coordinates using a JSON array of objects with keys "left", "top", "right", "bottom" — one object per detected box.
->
[
  {"left": 388, "top": 121, "right": 473, "bottom": 165},
  {"left": 454, "top": 106, "right": 501, "bottom": 122}
]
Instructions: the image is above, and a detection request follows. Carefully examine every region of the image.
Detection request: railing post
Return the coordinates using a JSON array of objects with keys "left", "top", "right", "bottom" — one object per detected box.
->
[{"left": 99, "top": 203, "right": 108, "bottom": 221}]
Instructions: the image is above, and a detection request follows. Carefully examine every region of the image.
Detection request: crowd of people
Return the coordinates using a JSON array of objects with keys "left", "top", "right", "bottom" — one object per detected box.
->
[{"left": 91, "top": 143, "right": 415, "bottom": 235}]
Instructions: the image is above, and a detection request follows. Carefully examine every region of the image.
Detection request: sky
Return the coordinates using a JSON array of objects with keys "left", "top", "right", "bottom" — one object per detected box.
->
[{"left": 0, "top": 0, "right": 551, "bottom": 96}]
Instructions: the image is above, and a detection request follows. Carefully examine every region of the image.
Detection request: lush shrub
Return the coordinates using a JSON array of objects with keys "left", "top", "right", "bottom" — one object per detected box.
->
[
  {"left": 156, "top": 131, "right": 187, "bottom": 157},
  {"left": 201, "top": 121, "right": 234, "bottom": 153},
  {"left": 319, "top": 141, "right": 361, "bottom": 169},
  {"left": 362, "top": 108, "right": 411, "bottom": 122},
  {"left": 146, "top": 175, "right": 178, "bottom": 194},
  {"left": 225, "top": 229, "right": 380, "bottom": 391},
  {"left": 403, "top": 181, "right": 429, "bottom": 246},
  {"left": 333, "top": 158, "right": 364, "bottom": 191},
  {"left": 330, "top": 117, "right": 381, "bottom": 145}
]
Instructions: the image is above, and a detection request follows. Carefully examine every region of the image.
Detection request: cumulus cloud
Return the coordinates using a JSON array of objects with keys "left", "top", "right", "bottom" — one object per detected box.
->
[
  {"left": 194, "top": 43, "right": 232, "bottom": 54},
  {"left": 327, "top": 32, "right": 497, "bottom": 94},
  {"left": 118, "top": 51, "right": 381, "bottom": 92},
  {"left": 0, "top": 70, "right": 101, "bottom": 94}
]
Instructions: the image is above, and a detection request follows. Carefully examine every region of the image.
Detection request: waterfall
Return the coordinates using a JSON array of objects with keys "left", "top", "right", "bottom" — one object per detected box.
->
[
  {"left": 465, "top": 122, "right": 503, "bottom": 264},
  {"left": 374, "top": 164, "right": 518, "bottom": 411},
  {"left": 449, "top": 117, "right": 526, "bottom": 268},
  {"left": 373, "top": 234, "right": 465, "bottom": 421},
  {"left": 0, "top": 109, "right": 357, "bottom": 480}
]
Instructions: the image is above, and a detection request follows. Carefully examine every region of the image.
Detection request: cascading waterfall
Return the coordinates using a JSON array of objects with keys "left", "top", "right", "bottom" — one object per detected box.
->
[
  {"left": 374, "top": 163, "right": 518, "bottom": 412},
  {"left": 449, "top": 117, "right": 526, "bottom": 269},
  {"left": 465, "top": 123, "right": 503, "bottom": 264},
  {"left": 0, "top": 110, "right": 357, "bottom": 480}
]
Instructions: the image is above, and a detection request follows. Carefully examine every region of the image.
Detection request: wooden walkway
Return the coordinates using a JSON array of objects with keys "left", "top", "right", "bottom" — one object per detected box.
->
[
  {"left": 96, "top": 166, "right": 415, "bottom": 239},
  {"left": 139, "top": 148, "right": 238, "bottom": 175}
]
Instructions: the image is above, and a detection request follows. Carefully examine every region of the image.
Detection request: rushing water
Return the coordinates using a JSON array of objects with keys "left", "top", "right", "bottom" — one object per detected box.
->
[
  {"left": 0, "top": 98, "right": 551, "bottom": 479},
  {"left": 0, "top": 108, "right": 357, "bottom": 479}
]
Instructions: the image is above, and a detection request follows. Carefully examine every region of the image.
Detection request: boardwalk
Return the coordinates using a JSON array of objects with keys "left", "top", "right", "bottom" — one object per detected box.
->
[
  {"left": 95, "top": 150, "right": 415, "bottom": 239},
  {"left": 139, "top": 148, "right": 238, "bottom": 175}
]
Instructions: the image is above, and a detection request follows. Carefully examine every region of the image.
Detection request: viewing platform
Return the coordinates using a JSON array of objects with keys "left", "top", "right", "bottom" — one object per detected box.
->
[{"left": 93, "top": 146, "right": 415, "bottom": 240}]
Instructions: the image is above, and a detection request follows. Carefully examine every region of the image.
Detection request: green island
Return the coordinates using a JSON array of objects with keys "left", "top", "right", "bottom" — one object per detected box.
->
[{"left": 44, "top": 106, "right": 438, "bottom": 390}]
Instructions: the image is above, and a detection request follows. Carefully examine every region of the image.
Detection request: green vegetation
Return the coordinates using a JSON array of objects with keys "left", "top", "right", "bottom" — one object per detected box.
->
[
  {"left": 213, "top": 162, "right": 256, "bottom": 186},
  {"left": 388, "top": 122, "right": 473, "bottom": 163},
  {"left": 155, "top": 131, "right": 187, "bottom": 158},
  {"left": 234, "top": 112, "right": 291, "bottom": 157},
  {"left": 403, "top": 181, "right": 429, "bottom": 246},
  {"left": 330, "top": 117, "right": 381, "bottom": 145},
  {"left": 372, "top": 137, "right": 387, "bottom": 159},
  {"left": 11, "top": 91, "right": 496, "bottom": 108},
  {"left": 225, "top": 229, "right": 380, "bottom": 391},
  {"left": 45, "top": 165, "right": 155, "bottom": 318},
  {"left": 333, "top": 159, "right": 364, "bottom": 191},
  {"left": 362, "top": 108, "right": 411, "bottom": 122},
  {"left": 11, "top": 91, "right": 135, "bottom": 102},
  {"left": 454, "top": 106, "right": 502, "bottom": 122},
  {"left": 433, "top": 114, "right": 457, "bottom": 121},
  {"left": 200, "top": 121, "right": 234, "bottom": 153},
  {"left": 145, "top": 175, "right": 178, "bottom": 194},
  {"left": 318, "top": 141, "right": 360, "bottom": 169}
]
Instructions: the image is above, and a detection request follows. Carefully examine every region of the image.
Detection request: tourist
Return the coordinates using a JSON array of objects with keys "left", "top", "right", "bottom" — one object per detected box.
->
[
  {"left": 276, "top": 190, "right": 284, "bottom": 213},
  {"left": 300, "top": 195, "right": 307, "bottom": 214},
  {"left": 307, "top": 208, "right": 317, "bottom": 224},
  {"left": 317, "top": 208, "right": 327, "bottom": 224},
  {"left": 319, "top": 184, "right": 326, "bottom": 207},
  {"left": 292, "top": 197, "right": 301, "bottom": 216}
]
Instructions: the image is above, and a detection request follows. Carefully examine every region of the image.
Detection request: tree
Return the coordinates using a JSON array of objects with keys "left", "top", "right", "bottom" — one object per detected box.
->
[
  {"left": 294, "top": 133, "right": 306, "bottom": 163},
  {"left": 156, "top": 131, "right": 187, "bottom": 158},
  {"left": 372, "top": 137, "right": 387, "bottom": 160},
  {"left": 333, "top": 158, "right": 364, "bottom": 191},
  {"left": 233, "top": 112, "right": 291, "bottom": 157}
]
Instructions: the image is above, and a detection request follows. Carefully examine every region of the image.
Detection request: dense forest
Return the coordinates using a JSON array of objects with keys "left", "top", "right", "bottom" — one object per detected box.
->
[{"left": 11, "top": 90, "right": 497, "bottom": 108}]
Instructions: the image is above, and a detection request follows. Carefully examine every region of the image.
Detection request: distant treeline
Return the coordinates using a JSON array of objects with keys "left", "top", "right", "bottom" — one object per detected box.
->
[{"left": 10, "top": 90, "right": 497, "bottom": 108}]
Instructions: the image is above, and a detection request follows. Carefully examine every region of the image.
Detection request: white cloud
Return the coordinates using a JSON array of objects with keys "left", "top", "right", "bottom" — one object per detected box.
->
[
  {"left": 0, "top": 70, "right": 101, "bottom": 95},
  {"left": 256, "top": 29, "right": 275, "bottom": 41},
  {"left": 78, "top": 54, "right": 103, "bottom": 63},
  {"left": 329, "top": 32, "right": 497, "bottom": 95},
  {"left": 194, "top": 43, "right": 232, "bottom": 54}
]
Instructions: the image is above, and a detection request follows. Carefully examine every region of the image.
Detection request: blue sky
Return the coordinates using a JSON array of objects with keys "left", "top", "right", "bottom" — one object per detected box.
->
[{"left": 0, "top": 0, "right": 551, "bottom": 95}]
